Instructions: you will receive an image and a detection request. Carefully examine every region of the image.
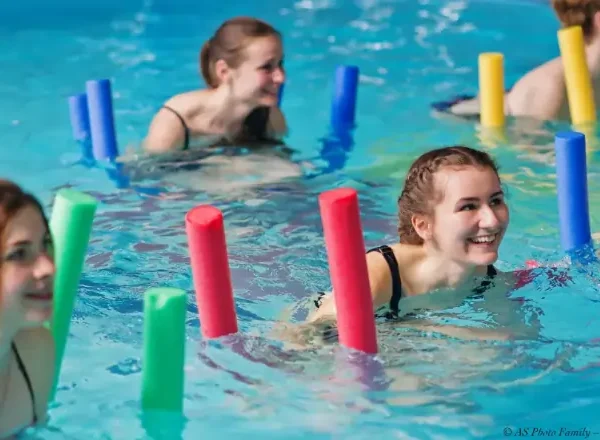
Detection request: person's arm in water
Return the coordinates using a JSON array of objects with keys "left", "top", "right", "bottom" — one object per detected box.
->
[
  {"left": 506, "top": 65, "right": 566, "bottom": 122},
  {"left": 446, "top": 94, "right": 512, "bottom": 118},
  {"left": 267, "top": 106, "right": 288, "bottom": 140},
  {"left": 306, "top": 250, "right": 393, "bottom": 324}
]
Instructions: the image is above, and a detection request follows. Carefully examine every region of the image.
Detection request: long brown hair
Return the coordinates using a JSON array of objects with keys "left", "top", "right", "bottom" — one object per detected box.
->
[{"left": 199, "top": 16, "right": 281, "bottom": 88}]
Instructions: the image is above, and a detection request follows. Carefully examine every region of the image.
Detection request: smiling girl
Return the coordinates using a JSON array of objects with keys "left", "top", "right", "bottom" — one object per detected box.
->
[
  {"left": 305, "top": 145, "right": 534, "bottom": 341},
  {"left": 143, "top": 16, "right": 287, "bottom": 154}
]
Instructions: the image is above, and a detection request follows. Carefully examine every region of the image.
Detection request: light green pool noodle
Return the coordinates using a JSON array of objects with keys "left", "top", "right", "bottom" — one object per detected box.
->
[
  {"left": 142, "top": 287, "right": 186, "bottom": 413},
  {"left": 49, "top": 189, "right": 98, "bottom": 399}
]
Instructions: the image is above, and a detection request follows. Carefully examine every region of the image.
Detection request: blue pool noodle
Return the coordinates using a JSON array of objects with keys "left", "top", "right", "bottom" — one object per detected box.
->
[
  {"left": 86, "top": 79, "right": 119, "bottom": 161},
  {"left": 320, "top": 130, "right": 354, "bottom": 173},
  {"left": 68, "top": 94, "right": 90, "bottom": 142},
  {"left": 278, "top": 83, "right": 284, "bottom": 107},
  {"left": 68, "top": 93, "right": 95, "bottom": 165},
  {"left": 554, "top": 131, "right": 591, "bottom": 253},
  {"left": 330, "top": 65, "right": 359, "bottom": 131}
]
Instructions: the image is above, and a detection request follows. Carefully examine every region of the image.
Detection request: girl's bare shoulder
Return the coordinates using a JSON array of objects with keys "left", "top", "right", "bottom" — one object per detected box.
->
[{"left": 163, "top": 89, "right": 210, "bottom": 117}]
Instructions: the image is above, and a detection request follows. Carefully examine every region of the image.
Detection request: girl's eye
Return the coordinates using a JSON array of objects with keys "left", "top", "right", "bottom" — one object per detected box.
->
[{"left": 6, "top": 247, "right": 28, "bottom": 261}]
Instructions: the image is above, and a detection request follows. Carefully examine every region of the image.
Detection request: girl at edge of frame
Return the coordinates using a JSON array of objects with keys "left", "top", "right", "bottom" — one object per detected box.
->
[
  {"left": 437, "top": 1, "right": 600, "bottom": 124},
  {"left": 0, "top": 180, "right": 55, "bottom": 439}
]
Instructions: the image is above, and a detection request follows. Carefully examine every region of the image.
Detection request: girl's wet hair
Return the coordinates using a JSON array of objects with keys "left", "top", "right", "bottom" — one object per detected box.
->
[
  {"left": 199, "top": 16, "right": 281, "bottom": 88},
  {"left": 397, "top": 146, "right": 501, "bottom": 245},
  {"left": 551, "top": 0, "right": 600, "bottom": 41}
]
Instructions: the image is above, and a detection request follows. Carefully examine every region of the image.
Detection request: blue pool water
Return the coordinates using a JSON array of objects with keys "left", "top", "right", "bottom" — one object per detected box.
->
[{"left": 3, "top": 0, "right": 600, "bottom": 438}]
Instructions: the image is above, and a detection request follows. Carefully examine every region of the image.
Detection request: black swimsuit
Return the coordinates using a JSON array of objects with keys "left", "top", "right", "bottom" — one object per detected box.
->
[
  {"left": 161, "top": 105, "right": 275, "bottom": 150},
  {"left": 314, "top": 245, "right": 498, "bottom": 319},
  {"left": 11, "top": 342, "right": 37, "bottom": 425},
  {"left": 430, "top": 88, "right": 513, "bottom": 121}
]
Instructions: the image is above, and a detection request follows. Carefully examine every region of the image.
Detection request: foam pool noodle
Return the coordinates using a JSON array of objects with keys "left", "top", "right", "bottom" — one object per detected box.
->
[
  {"left": 49, "top": 189, "right": 97, "bottom": 399},
  {"left": 558, "top": 26, "right": 596, "bottom": 127},
  {"left": 479, "top": 52, "right": 505, "bottom": 128},
  {"left": 478, "top": 52, "right": 507, "bottom": 147},
  {"left": 141, "top": 288, "right": 186, "bottom": 412},
  {"left": 318, "top": 188, "right": 378, "bottom": 354}
]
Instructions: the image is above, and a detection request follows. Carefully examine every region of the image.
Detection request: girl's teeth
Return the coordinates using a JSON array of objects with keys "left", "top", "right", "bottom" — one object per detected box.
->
[{"left": 470, "top": 235, "right": 495, "bottom": 243}]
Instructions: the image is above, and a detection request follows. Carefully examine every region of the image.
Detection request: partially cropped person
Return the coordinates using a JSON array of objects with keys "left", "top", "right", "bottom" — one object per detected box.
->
[
  {"left": 143, "top": 16, "right": 287, "bottom": 154},
  {"left": 439, "top": 0, "right": 600, "bottom": 122},
  {"left": 0, "top": 180, "right": 55, "bottom": 439}
]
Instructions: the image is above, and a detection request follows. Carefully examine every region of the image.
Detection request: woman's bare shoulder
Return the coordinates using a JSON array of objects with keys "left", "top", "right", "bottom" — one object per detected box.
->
[
  {"left": 144, "top": 90, "right": 212, "bottom": 153},
  {"left": 509, "top": 57, "right": 566, "bottom": 117},
  {"left": 163, "top": 89, "right": 209, "bottom": 117}
]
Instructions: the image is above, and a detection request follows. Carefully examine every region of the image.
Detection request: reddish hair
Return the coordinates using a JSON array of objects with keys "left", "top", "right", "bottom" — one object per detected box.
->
[
  {"left": 199, "top": 16, "right": 281, "bottom": 88},
  {"left": 397, "top": 146, "right": 501, "bottom": 245},
  {"left": 551, "top": 0, "right": 600, "bottom": 41}
]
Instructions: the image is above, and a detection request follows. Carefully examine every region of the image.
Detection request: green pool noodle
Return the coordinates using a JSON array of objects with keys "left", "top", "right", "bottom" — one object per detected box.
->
[
  {"left": 49, "top": 189, "right": 98, "bottom": 399},
  {"left": 142, "top": 287, "right": 187, "bottom": 413}
]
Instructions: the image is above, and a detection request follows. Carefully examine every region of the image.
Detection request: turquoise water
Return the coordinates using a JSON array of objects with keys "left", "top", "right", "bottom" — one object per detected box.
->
[{"left": 3, "top": 0, "right": 600, "bottom": 438}]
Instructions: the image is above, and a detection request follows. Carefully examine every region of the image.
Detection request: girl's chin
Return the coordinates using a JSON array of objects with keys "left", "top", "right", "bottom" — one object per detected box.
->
[
  {"left": 24, "top": 309, "right": 52, "bottom": 326},
  {"left": 257, "top": 93, "right": 278, "bottom": 107}
]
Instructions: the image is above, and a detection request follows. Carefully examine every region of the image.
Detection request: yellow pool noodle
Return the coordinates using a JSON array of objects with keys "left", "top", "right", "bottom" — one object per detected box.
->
[
  {"left": 479, "top": 53, "right": 505, "bottom": 128},
  {"left": 558, "top": 25, "right": 596, "bottom": 126}
]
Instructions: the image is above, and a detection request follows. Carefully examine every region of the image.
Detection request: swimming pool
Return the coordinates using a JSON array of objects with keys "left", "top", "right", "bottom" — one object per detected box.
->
[{"left": 4, "top": 0, "right": 600, "bottom": 437}]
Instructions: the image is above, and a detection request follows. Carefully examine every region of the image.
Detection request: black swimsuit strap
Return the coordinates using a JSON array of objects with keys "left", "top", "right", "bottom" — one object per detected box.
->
[
  {"left": 367, "top": 245, "right": 402, "bottom": 315},
  {"left": 11, "top": 342, "right": 37, "bottom": 425},
  {"left": 471, "top": 264, "right": 498, "bottom": 296},
  {"left": 161, "top": 105, "right": 190, "bottom": 150}
]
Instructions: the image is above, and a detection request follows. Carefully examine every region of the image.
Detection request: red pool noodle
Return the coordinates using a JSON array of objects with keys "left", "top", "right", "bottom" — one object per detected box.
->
[
  {"left": 318, "top": 188, "right": 378, "bottom": 354},
  {"left": 185, "top": 205, "right": 238, "bottom": 339}
]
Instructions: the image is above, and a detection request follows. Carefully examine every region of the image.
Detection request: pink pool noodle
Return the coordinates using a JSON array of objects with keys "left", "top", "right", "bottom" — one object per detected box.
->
[
  {"left": 185, "top": 205, "right": 238, "bottom": 339},
  {"left": 318, "top": 188, "right": 378, "bottom": 354}
]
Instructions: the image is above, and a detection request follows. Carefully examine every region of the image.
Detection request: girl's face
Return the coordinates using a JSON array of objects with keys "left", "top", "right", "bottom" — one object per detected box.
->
[
  {"left": 230, "top": 35, "right": 285, "bottom": 107},
  {"left": 1, "top": 205, "right": 55, "bottom": 329},
  {"left": 426, "top": 166, "right": 509, "bottom": 267}
]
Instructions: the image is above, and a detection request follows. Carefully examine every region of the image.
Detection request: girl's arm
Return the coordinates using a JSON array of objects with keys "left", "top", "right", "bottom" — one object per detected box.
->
[{"left": 305, "top": 250, "right": 395, "bottom": 324}]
